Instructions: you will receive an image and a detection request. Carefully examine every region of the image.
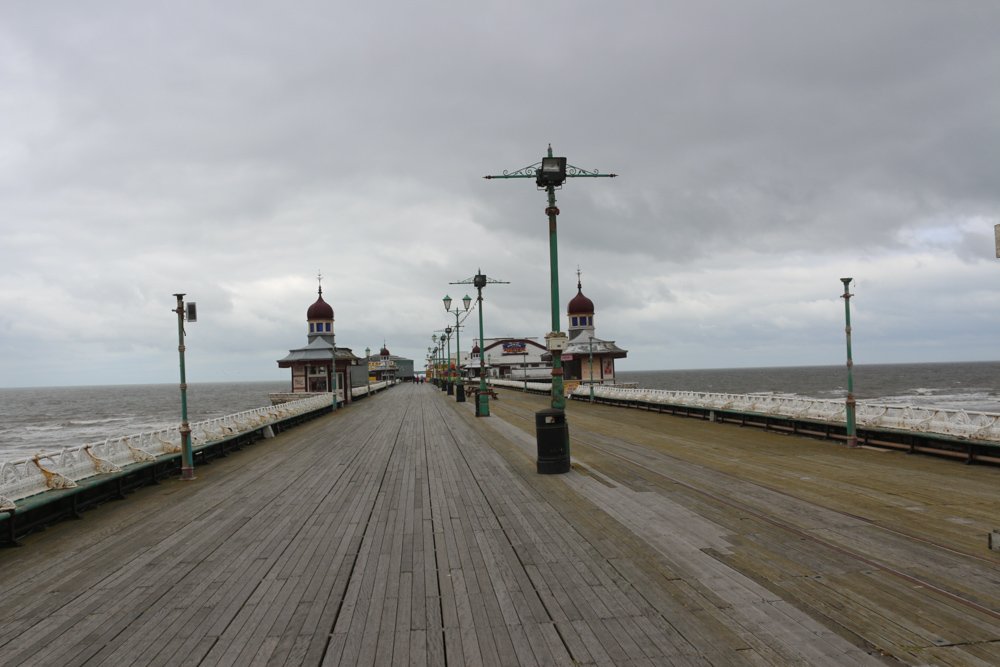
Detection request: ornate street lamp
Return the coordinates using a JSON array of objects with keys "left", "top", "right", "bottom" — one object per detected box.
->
[
  {"left": 841, "top": 278, "right": 858, "bottom": 448},
  {"left": 433, "top": 333, "right": 450, "bottom": 392},
  {"left": 172, "top": 294, "right": 196, "bottom": 481},
  {"left": 445, "top": 294, "right": 472, "bottom": 403},
  {"left": 523, "top": 351, "right": 528, "bottom": 392},
  {"left": 444, "top": 326, "right": 454, "bottom": 396},
  {"left": 365, "top": 346, "right": 371, "bottom": 395},
  {"left": 485, "top": 145, "right": 616, "bottom": 473},
  {"left": 431, "top": 334, "right": 439, "bottom": 387},
  {"left": 450, "top": 271, "right": 508, "bottom": 416}
]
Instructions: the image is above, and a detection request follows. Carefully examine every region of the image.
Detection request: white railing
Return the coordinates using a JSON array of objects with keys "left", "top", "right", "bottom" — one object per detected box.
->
[
  {"left": 351, "top": 381, "right": 389, "bottom": 398},
  {"left": 568, "top": 385, "right": 1000, "bottom": 443},
  {"left": 489, "top": 379, "right": 553, "bottom": 392},
  {"left": 0, "top": 394, "right": 333, "bottom": 510}
]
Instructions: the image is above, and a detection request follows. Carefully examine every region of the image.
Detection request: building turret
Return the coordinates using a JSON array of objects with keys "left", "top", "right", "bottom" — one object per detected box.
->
[
  {"left": 307, "top": 286, "right": 334, "bottom": 343},
  {"left": 555, "top": 268, "right": 627, "bottom": 387}
]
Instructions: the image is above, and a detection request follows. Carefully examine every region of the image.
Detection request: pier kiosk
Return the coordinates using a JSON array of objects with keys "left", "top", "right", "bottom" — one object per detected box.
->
[{"left": 275, "top": 285, "right": 360, "bottom": 405}]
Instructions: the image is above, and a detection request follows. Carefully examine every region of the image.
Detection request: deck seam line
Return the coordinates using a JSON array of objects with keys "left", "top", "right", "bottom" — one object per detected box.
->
[{"left": 433, "top": 396, "right": 579, "bottom": 665}]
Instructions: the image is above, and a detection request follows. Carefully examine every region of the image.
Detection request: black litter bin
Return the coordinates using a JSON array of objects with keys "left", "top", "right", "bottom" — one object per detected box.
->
[{"left": 535, "top": 408, "right": 570, "bottom": 474}]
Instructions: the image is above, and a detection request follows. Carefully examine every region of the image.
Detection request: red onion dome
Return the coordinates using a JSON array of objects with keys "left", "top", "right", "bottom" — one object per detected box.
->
[
  {"left": 307, "top": 288, "right": 334, "bottom": 320},
  {"left": 567, "top": 281, "right": 594, "bottom": 315},
  {"left": 471, "top": 345, "right": 481, "bottom": 354},
  {"left": 380, "top": 346, "right": 390, "bottom": 357}
]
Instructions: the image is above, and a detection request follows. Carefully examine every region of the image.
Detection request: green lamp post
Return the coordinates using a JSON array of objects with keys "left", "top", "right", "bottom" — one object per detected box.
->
[
  {"left": 485, "top": 145, "right": 616, "bottom": 472},
  {"left": 450, "top": 270, "right": 508, "bottom": 416},
  {"left": 588, "top": 334, "right": 595, "bottom": 404},
  {"left": 434, "top": 332, "right": 450, "bottom": 392},
  {"left": 365, "top": 346, "right": 371, "bottom": 395},
  {"left": 444, "top": 326, "right": 454, "bottom": 396},
  {"left": 172, "top": 293, "right": 196, "bottom": 481},
  {"left": 841, "top": 278, "right": 858, "bottom": 448},
  {"left": 445, "top": 294, "right": 472, "bottom": 403},
  {"left": 431, "top": 334, "right": 440, "bottom": 388}
]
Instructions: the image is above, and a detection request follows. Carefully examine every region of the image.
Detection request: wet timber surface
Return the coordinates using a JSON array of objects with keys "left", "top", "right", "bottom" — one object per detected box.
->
[{"left": 1, "top": 383, "right": 998, "bottom": 667}]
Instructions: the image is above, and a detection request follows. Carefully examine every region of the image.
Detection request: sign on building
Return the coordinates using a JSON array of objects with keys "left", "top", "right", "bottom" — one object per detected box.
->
[{"left": 502, "top": 342, "right": 527, "bottom": 355}]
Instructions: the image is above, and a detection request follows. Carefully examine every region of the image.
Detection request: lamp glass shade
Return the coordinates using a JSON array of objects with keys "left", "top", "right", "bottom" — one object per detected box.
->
[
  {"left": 432, "top": 334, "right": 437, "bottom": 342},
  {"left": 443, "top": 295, "right": 452, "bottom": 311},
  {"left": 462, "top": 295, "right": 472, "bottom": 310},
  {"left": 536, "top": 157, "right": 567, "bottom": 187}
]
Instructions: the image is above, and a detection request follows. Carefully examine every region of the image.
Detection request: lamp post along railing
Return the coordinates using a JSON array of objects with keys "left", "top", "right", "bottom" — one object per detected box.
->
[
  {"left": 434, "top": 330, "right": 451, "bottom": 392},
  {"left": 589, "top": 335, "right": 595, "bottom": 404},
  {"left": 365, "top": 346, "right": 371, "bottom": 396},
  {"left": 523, "top": 351, "right": 528, "bottom": 392},
  {"left": 432, "top": 334, "right": 443, "bottom": 389},
  {"left": 426, "top": 346, "right": 433, "bottom": 385},
  {"left": 440, "top": 341, "right": 447, "bottom": 391},
  {"left": 445, "top": 294, "right": 472, "bottom": 403},
  {"left": 451, "top": 271, "right": 508, "bottom": 416},
  {"left": 172, "top": 293, "right": 196, "bottom": 481},
  {"left": 486, "top": 145, "right": 616, "bottom": 473},
  {"left": 841, "top": 278, "right": 858, "bottom": 448},
  {"left": 445, "top": 327, "right": 454, "bottom": 396}
]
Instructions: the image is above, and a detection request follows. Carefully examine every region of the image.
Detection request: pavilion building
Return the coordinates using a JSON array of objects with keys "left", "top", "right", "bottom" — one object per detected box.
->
[
  {"left": 275, "top": 285, "right": 361, "bottom": 404},
  {"left": 473, "top": 337, "right": 551, "bottom": 380},
  {"left": 365, "top": 344, "right": 414, "bottom": 383},
  {"left": 543, "top": 274, "right": 627, "bottom": 393}
]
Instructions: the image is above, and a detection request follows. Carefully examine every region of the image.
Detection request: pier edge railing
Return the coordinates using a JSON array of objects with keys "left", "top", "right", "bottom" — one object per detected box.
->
[
  {"left": 0, "top": 386, "right": 397, "bottom": 547},
  {"left": 487, "top": 379, "right": 1000, "bottom": 464}
]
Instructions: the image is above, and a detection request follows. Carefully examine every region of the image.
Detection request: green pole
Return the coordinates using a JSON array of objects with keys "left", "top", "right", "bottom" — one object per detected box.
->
[
  {"left": 545, "top": 147, "right": 566, "bottom": 411},
  {"left": 841, "top": 278, "right": 858, "bottom": 448},
  {"left": 172, "top": 293, "right": 195, "bottom": 481},
  {"left": 445, "top": 328, "right": 453, "bottom": 395},
  {"left": 454, "top": 310, "right": 465, "bottom": 403},
  {"left": 589, "top": 335, "right": 595, "bottom": 404},
  {"left": 477, "top": 286, "right": 489, "bottom": 416}
]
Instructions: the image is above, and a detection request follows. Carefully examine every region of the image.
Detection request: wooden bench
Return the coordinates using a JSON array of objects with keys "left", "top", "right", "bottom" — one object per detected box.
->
[{"left": 465, "top": 386, "right": 499, "bottom": 400}]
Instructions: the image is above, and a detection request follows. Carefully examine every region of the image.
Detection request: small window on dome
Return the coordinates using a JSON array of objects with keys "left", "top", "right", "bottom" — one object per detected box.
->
[
  {"left": 325, "top": 322, "right": 331, "bottom": 332},
  {"left": 588, "top": 316, "right": 593, "bottom": 326},
  {"left": 571, "top": 317, "right": 578, "bottom": 326},
  {"left": 310, "top": 323, "right": 315, "bottom": 332}
]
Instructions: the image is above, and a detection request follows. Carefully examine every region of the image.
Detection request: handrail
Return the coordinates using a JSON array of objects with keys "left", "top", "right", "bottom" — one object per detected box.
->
[
  {"left": 0, "top": 394, "right": 333, "bottom": 508},
  {"left": 485, "top": 379, "right": 1000, "bottom": 443},
  {"left": 568, "top": 385, "right": 1000, "bottom": 442}
]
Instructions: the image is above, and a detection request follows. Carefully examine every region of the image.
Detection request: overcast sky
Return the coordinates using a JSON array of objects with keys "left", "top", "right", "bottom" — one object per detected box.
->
[{"left": 2, "top": 1, "right": 999, "bottom": 388}]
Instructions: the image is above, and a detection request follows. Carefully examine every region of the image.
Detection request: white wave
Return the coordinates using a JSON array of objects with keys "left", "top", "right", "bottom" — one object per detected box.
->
[{"left": 69, "top": 418, "right": 131, "bottom": 425}]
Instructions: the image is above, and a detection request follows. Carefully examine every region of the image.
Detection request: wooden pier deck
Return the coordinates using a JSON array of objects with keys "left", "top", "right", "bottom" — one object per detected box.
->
[{"left": 1, "top": 383, "right": 999, "bottom": 666}]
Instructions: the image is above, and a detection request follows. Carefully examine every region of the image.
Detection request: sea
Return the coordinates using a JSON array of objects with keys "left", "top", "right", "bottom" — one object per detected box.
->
[{"left": 1, "top": 361, "right": 998, "bottom": 462}]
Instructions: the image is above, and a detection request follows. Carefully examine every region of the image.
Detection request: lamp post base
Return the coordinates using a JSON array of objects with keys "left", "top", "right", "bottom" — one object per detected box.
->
[
  {"left": 447, "top": 382, "right": 454, "bottom": 396},
  {"left": 476, "top": 390, "right": 490, "bottom": 417},
  {"left": 456, "top": 383, "right": 466, "bottom": 402},
  {"left": 180, "top": 466, "right": 196, "bottom": 481}
]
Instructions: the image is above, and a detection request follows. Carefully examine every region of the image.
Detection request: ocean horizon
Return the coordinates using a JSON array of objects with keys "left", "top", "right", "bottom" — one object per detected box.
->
[{"left": 2, "top": 360, "right": 999, "bottom": 461}]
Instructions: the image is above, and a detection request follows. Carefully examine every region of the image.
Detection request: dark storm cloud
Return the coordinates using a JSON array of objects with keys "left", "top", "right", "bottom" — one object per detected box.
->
[{"left": 1, "top": 0, "right": 998, "bottom": 385}]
